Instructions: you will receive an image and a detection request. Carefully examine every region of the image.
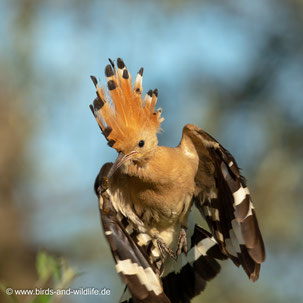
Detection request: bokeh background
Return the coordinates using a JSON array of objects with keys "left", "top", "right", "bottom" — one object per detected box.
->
[{"left": 1, "top": 0, "right": 303, "bottom": 302}]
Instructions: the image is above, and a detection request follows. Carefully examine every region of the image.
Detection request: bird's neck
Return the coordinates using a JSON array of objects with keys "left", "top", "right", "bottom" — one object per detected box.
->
[
  {"left": 122, "top": 144, "right": 196, "bottom": 186},
  {"left": 123, "top": 147, "right": 161, "bottom": 181},
  {"left": 118, "top": 129, "right": 200, "bottom": 186}
]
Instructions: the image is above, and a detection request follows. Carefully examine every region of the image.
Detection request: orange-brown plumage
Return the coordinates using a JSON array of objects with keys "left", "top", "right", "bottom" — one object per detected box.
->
[{"left": 91, "top": 58, "right": 265, "bottom": 303}]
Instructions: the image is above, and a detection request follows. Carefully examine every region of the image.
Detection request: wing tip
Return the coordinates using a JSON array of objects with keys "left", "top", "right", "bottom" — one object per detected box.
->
[{"left": 249, "top": 263, "right": 261, "bottom": 282}]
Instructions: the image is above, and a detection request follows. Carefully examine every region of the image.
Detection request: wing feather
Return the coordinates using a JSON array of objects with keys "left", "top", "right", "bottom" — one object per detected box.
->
[
  {"left": 183, "top": 124, "right": 265, "bottom": 281},
  {"left": 161, "top": 225, "right": 227, "bottom": 303},
  {"left": 95, "top": 163, "right": 170, "bottom": 303}
]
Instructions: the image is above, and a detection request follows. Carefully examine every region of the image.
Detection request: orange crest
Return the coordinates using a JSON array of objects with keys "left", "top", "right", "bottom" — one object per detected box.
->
[{"left": 90, "top": 58, "right": 164, "bottom": 151}]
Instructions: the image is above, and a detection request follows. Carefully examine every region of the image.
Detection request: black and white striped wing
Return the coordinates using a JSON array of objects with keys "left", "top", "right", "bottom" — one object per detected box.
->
[
  {"left": 161, "top": 225, "right": 227, "bottom": 303},
  {"left": 186, "top": 124, "right": 265, "bottom": 281},
  {"left": 95, "top": 165, "right": 170, "bottom": 303},
  {"left": 117, "top": 225, "right": 225, "bottom": 303}
]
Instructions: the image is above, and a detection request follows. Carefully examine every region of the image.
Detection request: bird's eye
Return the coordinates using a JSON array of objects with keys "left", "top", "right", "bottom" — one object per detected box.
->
[{"left": 138, "top": 140, "right": 145, "bottom": 148}]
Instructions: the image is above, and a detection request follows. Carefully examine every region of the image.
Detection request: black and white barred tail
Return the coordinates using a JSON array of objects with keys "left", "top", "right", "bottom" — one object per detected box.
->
[{"left": 119, "top": 225, "right": 226, "bottom": 303}]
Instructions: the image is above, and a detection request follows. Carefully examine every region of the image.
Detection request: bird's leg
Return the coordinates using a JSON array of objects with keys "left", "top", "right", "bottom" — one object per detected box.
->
[
  {"left": 154, "top": 235, "right": 176, "bottom": 261},
  {"left": 98, "top": 177, "right": 112, "bottom": 214},
  {"left": 101, "top": 176, "right": 109, "bottom": 193},
  {"left": 97, "top": 177, "right": 109, "bottom": 198},
  {"left": 176, "top": 226, "right": 188, "bottom": 256}
]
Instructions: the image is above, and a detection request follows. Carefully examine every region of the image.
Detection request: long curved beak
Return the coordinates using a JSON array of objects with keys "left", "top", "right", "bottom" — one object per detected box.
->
[{"left": 107, "top": 151, "right": 136, "bottom": 179}]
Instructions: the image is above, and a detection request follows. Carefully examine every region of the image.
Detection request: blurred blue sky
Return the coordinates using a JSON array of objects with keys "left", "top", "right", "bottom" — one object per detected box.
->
[{"left": 1, "top": 0, "right": 303, "bottom": 302}]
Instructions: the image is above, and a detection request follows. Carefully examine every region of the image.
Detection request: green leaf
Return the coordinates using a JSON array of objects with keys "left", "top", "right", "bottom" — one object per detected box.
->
[
  {"left": 36, "top": 251, "right": 61, "bottom": 283},
  {"left": 54, "top": 259, "right": 78, "bottom": 290},
  {"left": 30, "top": 294, "right": 52, "bottom": 303}
]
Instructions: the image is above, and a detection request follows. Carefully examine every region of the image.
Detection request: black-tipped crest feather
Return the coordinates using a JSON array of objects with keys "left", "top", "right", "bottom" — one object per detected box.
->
[
  {"left": 93, "top": 97, "right": 104, "bottom": 110},
  {"left": 90, "top": 75, "right": 98, "bottom": 87},
  {"left": 105, "top": 64, "right": 114, "bottom": 77},
  {"left": 107, "top": 79, "right": 116, "bottom": 90},
  {"left": 108, "top": 58, "right": 115, "bottom": 69},
  {"left": 117, "top": 58, "right": 126, "bottom": 69},
  {"left": 122, "top": 69, "right": 129, "bottom": 79}
]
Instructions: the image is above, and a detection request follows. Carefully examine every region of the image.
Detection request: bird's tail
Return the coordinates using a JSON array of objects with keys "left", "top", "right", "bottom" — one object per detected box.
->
[
  {"left": 119, "top": 225, "right": 227, "bottom": 303},
  {"left": 160, "top": 225, "right": 227, "bottom": 303}
]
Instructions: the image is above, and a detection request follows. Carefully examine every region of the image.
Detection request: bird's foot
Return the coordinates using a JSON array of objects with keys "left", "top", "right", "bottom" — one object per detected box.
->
[
  {"left": 101, "top": 177, "right": 109, "bottom": 192},
  {"left": 176, "top": 227, "right": 188, "bottom": 256},
  {"left": 98, "top": 177, "right": 110, "bottom": 199},
  {"left": 99, "top": 177, "right": 112, "bottom": 214},
  {"left": 156, "top": 236, "right": 176, "bottom": 260}
]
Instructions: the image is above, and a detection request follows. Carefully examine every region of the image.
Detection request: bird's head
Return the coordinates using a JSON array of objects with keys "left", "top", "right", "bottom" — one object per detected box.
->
[{"left": 90, "top": 58, "right": 164, "bottom": 178}]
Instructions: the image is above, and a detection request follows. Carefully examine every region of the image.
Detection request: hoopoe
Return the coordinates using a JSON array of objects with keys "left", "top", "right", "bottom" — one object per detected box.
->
[{"left": 90, "top": 58, "right": 265, "bottom": 303}]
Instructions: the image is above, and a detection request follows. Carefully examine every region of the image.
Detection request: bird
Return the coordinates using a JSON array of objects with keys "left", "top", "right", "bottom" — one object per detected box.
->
[{"left": 89, "top": 58, "right": 265, "bottom": 303}]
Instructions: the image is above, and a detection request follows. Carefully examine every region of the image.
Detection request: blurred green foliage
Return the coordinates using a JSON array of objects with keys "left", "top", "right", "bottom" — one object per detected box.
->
[{"left": 0, "top": 251, "right": 77, "bottom": 303}]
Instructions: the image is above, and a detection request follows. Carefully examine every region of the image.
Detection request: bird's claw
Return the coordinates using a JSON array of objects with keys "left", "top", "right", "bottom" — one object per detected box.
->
[
  {"left": 101, "top": 177, "right": 109, "bottom": 192},
  {"left": 99, "top": 177, "right": 112, "bottom": 215},
  {"left": 97, "top": 177, "right": 109, "bottom": 198},
  {"left": 176, "top": 227, "right": 188, "bottom": 256},
  {"left": 156, "top": 237, "right": 176, "bottom": 260}
]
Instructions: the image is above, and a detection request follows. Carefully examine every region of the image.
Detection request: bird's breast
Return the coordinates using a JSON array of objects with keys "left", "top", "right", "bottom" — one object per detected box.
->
[
  {"left": 109, "top": 169, "right": 195, "bottom": 231},
  {"left": 133, "top": 186, "right": 193, "bottom": 227},
  {"left": 108, "top": 146, "right": 198, "bottom": 245}
]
